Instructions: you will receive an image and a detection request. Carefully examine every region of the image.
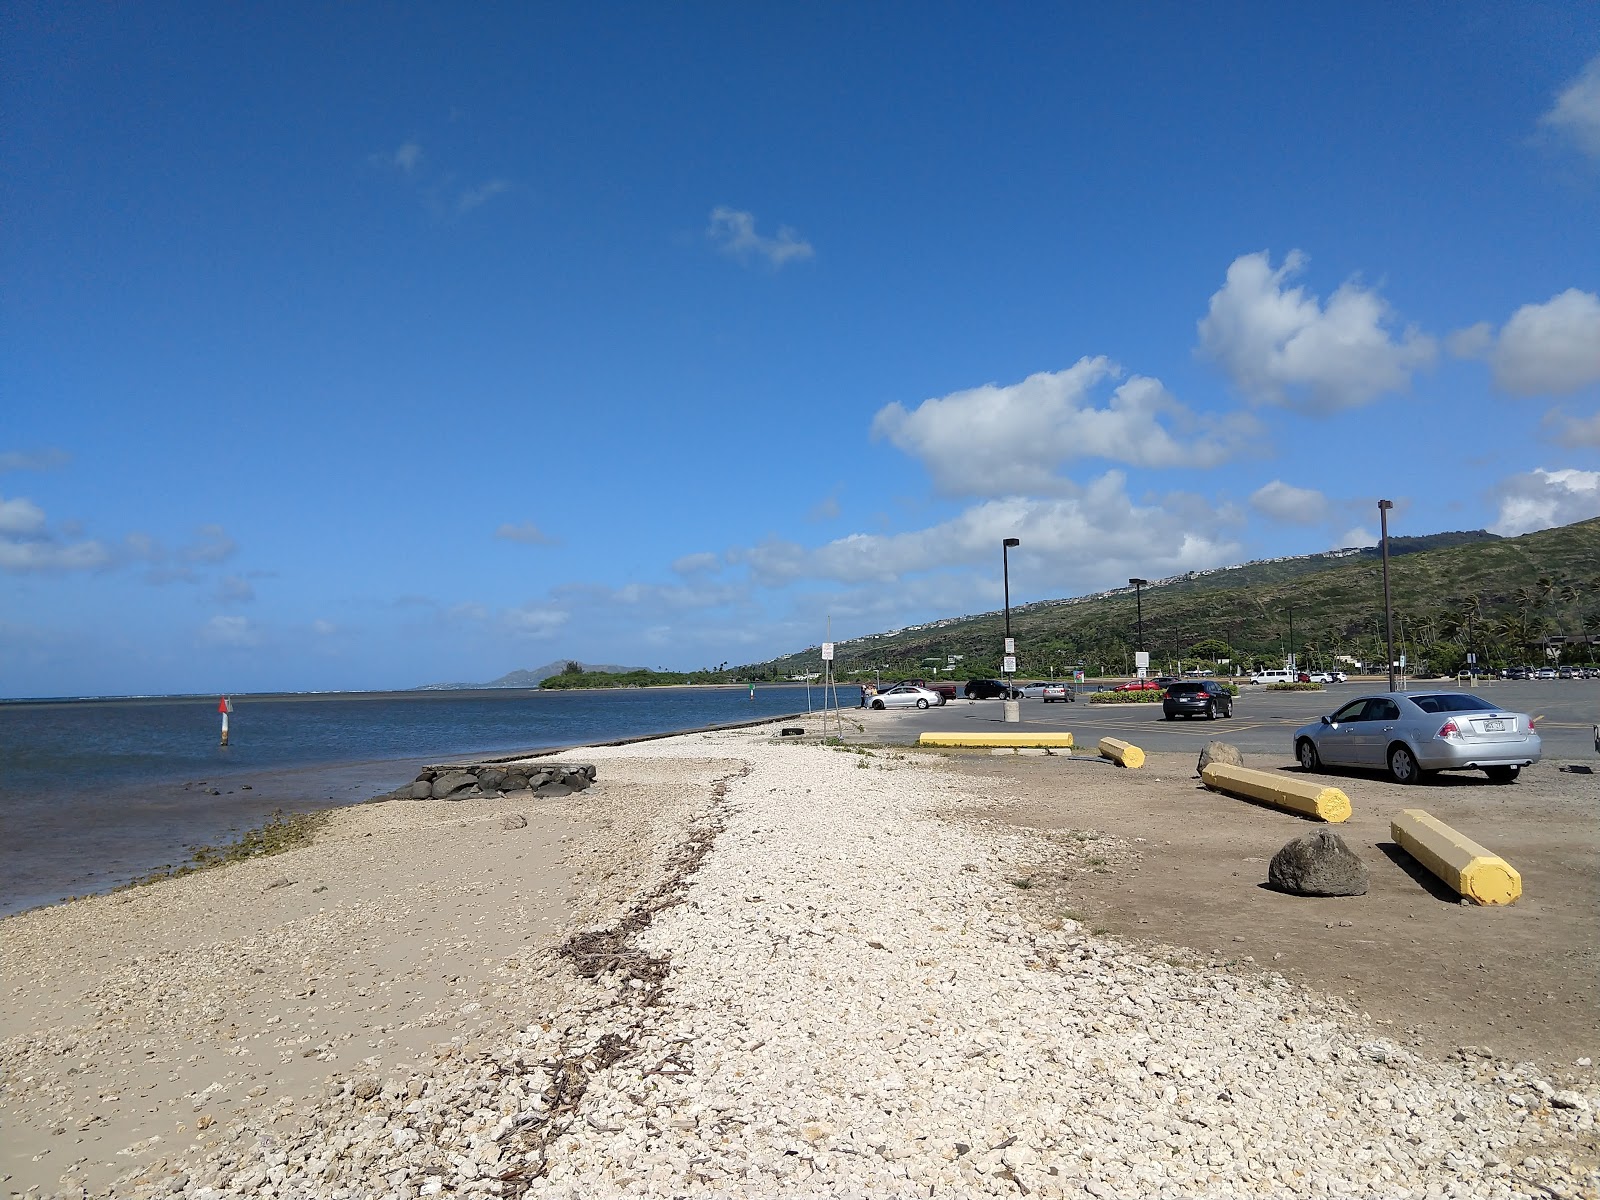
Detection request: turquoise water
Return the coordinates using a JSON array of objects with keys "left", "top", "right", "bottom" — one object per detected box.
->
[{"left": 0, "top": 685, "right": 841, "bottom": 916}]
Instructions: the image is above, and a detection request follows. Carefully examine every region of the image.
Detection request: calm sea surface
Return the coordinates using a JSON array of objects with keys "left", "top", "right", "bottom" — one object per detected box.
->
[{"left": 0, "top": 686, "right": 839, "bottom": 917}]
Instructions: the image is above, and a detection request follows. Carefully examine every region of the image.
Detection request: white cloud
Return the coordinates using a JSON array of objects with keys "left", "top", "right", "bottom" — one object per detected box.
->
[
  {"left": 1335, "top": 526, "right": 1378, "bottom": 549},
  {"left": 0, "top": 495, "right": 47, "bottom": 537},
  {"left": 182, "top": 523, "right": 237, "bottom": 564},
  {"left": 1544, "top": 408, "right": 1600, "bottom": 447},
  {"left": 707, "top": 207, "right": 814, "bottom": 268},
  {"left": 311, "top": 619, "right": 337, "bottom": 636},
  {"left": 671, "top": 552, "right": 722, "bottom": 575},
  {"left": 1489, "top": 468, "right": 1600, "bottom": 536},
  {"left": 1197, "top": 250, "right": 1436, "bottom": 411},
  {"left": 199, "top": 615, "right": 260, "bottom": 647},
  {"left": 1452, "top": 289, "right": 1600, "bottom": 397},
  {"left": 872, "top": 357, "right": 1256, "bottom": 496},
  {"left": 0, "top": 494, "right": 112, "bottom": 573},
  {"left": 457, "top": 179, "right": 511, "bottom": 214},
  {"left": 1250, "top": 481, "right": 1330, "bottom": 524},
  {"left": 0, "top": 448, "right": 69, "bottom": 473},
  {"left": 216, "top": 575, "right": 255, "bottom": 604},
  {"left": 502, "top": 604, "right": 569, "bottom": 638},
  {"left": 495, "top": 521, "right": 556, "bottom": 546},
  {"left": 371, "top": 141, "right": 424, "bottom": 173},
  {"left": 1540, "top": 54, "right": 1600, "bottom": 160},
  {"left": 807, "top": 489, "right": 842, "bottom": 521},
  {"left": 732, "top": 472, "right": 1240, "bottom": 590}
]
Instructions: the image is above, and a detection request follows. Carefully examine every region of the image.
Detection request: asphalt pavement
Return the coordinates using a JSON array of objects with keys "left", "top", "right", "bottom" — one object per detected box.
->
[{"left": 867, "top": 679, "right": 1600, "bottom": 762}]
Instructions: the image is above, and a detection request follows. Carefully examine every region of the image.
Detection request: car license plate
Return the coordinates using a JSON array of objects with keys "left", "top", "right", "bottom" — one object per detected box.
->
[{"left": 1483, "top": 719, "right": 1505, "bottom": 732}]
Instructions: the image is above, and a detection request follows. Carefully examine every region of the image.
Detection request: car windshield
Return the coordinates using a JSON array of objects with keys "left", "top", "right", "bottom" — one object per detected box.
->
[{"left": 1409, "top": 693, "right": 1497, "bottom": 713}]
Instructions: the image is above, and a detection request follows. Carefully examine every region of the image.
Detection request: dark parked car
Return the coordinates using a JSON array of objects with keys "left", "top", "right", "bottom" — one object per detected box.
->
[
  {"left": 964, "top": 678, "right": 1021, "bottom": 700},
  {"left": 1163, "top": 680, "right": 1234, "bottom": 720}
]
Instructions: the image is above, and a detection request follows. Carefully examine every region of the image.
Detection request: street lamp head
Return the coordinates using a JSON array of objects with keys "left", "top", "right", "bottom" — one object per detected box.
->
[
  {"left": 1129, "top": 577, "right": 1149, "bottom": 588},
  {"left": 1378, "top": 499, "right": 1393, "bottom": 511},
  {"left": 1003, "top": 537, "right": 1020, "bottom": 548}
]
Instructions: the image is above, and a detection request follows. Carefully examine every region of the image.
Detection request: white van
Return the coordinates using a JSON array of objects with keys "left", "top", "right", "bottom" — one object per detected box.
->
[{"left": 1249, "top": 669, "right": 1296, "bottom": 685}]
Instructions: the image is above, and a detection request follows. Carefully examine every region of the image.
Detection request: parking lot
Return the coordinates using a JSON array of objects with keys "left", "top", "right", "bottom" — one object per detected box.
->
[{"left": 867, "top": 678, "right": 1600, "bottom": 763}]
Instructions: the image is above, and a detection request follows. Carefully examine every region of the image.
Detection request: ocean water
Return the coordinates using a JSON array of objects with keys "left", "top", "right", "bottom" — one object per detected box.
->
[{"left": 0, "top": 685, "right": 842, "bottom": 917}]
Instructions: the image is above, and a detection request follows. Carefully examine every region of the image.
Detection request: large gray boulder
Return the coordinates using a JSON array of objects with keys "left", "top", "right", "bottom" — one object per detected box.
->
[
  {"left": 430, "top": 770, "right": 478, "bottom": 800},
  {"left": 1198, "top": 740, "right": 1243, "bottom": 774},
  {"left": 1268, "top": 830, "right": 1369, "bottom": 897}
]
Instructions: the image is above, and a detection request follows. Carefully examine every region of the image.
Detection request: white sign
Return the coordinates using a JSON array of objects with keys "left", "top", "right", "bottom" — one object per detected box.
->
[
  {"left": 1002, "top": 655, "right": 1017, "bottom": 674},
  {"left": 821, "top": 642, "right": 834, "bottom": 661},
  {"left": 1135, "top": 652, "right": 1150, "bottom": 670},
  {"left": 1004, "top": 638, "right": 1015, "bottom": 654},
  {"left": 1467, "top": 652, "right": 1477, "bottom": 664}
]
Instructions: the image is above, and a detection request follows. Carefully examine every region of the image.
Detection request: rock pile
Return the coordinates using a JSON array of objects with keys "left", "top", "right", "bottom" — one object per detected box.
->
[{"left": 386, "top": 761, "right": 597, "bottom": 802}]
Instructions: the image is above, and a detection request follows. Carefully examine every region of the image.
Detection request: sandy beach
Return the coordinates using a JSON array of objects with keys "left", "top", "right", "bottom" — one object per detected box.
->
[{"left": 3, "top": 717, "right": 1596, "bottom": 1199}]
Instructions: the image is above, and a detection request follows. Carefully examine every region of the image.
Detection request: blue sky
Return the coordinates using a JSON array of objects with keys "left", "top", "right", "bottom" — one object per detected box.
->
[{"left": 4, "top": 4, "right": 1599, "bottom": 698}]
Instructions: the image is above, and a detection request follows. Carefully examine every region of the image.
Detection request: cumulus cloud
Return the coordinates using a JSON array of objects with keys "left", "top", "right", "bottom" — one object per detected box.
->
[
  {"left": 182, "top": 524, "right": 238, "bottom": 564},
  {"left": 671, "top": 552, "right": 722, "bottom": 575},
  {"left": 0, "top": 448, "right": 70, "bottom": 473},
  {"left": 1451, "top": 289, "right": 1600, "bottom": 397},
  {"left": 707, "top": 207, "right": 814, "bottom": 268},
  {"left": 1335, "top": 526, "right": 1378, "bottom": 549},
  {"left": 495, "top": 521, "right": 556, "bottom": 546},
  {"left": 1544, "top": 408, "right": 1600, "bottom": 447},
  {"left": 502, "top": 604, "right": 569, "bottom": 638},
  {"left": 0, "top": 495, "right": 47, "bottom": 537},
  {"left": 1540, "top": 54, "right": 1600, "bottom": 159},
  {"left": 1250, "top": 481, "right": 1330, "bottom": 524},
  {"left": 0, "top": 494, "right": 112, "bottom": 573},
  {"left": 872, "top": 357, "right": 1257, "bottom": 496},
  {"left": 215, "top": 575, "right": 255, "bottom": 604},
  {"left": 731, "top": 472, "right": 1240, "bottom": 590},
  {"left": 1197, "top": 250, "right": 1436, "bottom": 411},
  {"left": 457, "top": 179, "right": 511, "bottom": 214},
  {"left": 1489, "top": 468, "right": 1600, "bottom": 536},
  {"left": 371, "top": 141, "right": 424, "bottom": 173},
  {"left": 199, "top": 615, "right": 260, "bottom": 647}
]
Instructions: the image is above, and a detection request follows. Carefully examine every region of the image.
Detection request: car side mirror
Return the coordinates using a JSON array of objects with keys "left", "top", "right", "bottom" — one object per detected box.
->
[{"left": 1320, "top": 715, "right": 1331, "bottom": 726}]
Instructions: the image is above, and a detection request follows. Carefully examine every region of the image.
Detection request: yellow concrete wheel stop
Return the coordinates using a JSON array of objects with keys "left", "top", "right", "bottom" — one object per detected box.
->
[
  {"left": 917, "top": 732, "right": 1075, "bottom": 749},
  {"left": 1200, "top": 763, "right": 1351, "bottom": 822},
  {"left": 1390, "top": 809, "right": 1521, "bottom": 905},
  {"left": 1098, "top": 737, "right": 1145, "bottom": 768}
]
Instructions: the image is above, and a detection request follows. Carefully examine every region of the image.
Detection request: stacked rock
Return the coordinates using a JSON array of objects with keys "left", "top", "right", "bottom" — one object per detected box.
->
[{"left": 385, "top": 761, "right": 596, "bottom": 801}]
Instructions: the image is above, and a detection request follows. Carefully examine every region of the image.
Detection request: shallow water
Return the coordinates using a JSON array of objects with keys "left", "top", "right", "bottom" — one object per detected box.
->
[{"left": 0, "top": 685, "right": 841, "bottom": 915}]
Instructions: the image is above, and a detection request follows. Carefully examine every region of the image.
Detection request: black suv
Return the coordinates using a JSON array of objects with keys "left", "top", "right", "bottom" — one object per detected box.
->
[
  {"left": 964, "top": 678, "right": 1021, "bottom": 700},
  {"left": 1162, "top": 679, "right": 1233, "bottom": 720}
]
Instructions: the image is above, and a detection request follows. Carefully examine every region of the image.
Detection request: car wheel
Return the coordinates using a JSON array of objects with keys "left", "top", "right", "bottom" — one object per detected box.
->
[
  {"left": 1484, "top": 765, "right": 1520, "bottom": 784},
  {"left": 1297, "top": 739, "right": 1320, "bottom": 773},
  {"left": 871, "top": 700, "right": 885, "bottom": 710},
  {"left": 1163, "top": 711, "right": 1174, "bottom": 720},
  {"left": 916, "top": 697, "right": 929, "bottom": 709},
  {"left": 1387, "top": 744, "right": 1422, "bottom": 785},
  {"left": 1204, "top": 703, "right": 1215, "bottom": 720}
]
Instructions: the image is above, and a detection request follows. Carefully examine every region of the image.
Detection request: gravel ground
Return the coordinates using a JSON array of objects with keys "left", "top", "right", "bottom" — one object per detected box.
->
[{"left": 3, "top": 722, "right": 1595, "bottom": 1199}]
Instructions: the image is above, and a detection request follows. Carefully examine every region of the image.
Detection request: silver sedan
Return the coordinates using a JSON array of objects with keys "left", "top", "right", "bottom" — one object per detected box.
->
[
  {"left": 870, "top": 683, "right": 944, "bottom": 710},
  {"left": 1293, "top": 691, "right": 1541, "bottom": 785}
]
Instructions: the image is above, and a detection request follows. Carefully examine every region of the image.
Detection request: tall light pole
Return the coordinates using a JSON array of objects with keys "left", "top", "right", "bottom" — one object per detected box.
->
[
  {"left": 1129, "top": 577, "right": 1149, "bottom": 665},
  {"left": 1379, "top": 499, "right": 1396, "bottom": 691},
  {"left": 1002, "top": 538, "right": 1020, "bottom": 674}
]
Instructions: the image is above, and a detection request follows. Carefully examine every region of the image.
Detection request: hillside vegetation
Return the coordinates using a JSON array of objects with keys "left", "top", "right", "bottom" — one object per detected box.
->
[{"left": 743, "top": 518, "right": 1600, "bottom": 681}]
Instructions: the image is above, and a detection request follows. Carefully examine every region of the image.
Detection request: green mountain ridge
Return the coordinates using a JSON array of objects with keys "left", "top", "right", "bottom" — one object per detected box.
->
[{"left": 743, "top": 518, "right": 1600, "bottom": 680}]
